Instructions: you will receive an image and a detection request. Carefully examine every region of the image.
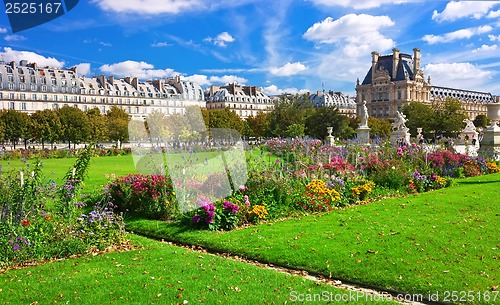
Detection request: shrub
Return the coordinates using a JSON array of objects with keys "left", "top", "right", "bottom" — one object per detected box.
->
[{"left": 107, "top": 174, "right": 177, "bottom": 220}]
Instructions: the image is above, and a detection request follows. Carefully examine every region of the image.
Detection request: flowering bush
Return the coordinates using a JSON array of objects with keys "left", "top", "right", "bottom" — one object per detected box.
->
[
  {"left": 294, "top": 179, "right": 341, "bottom": 212},
  {"left": 0, "top": 150, "right": 126, "bottom": 268},
  {"left": 248, "top": 204, "right": 268, "bottom": 224},
  {"left": 351, "top": 181, "right": 375, "bottom": 201},
  {"left": 107, "top": 174, "right": 177, "bottom": 220},
  {"left": 407, "top": 172, "right": 450, "bottom": 193},
  {"left": 189, "top": 198, "right": 241, "bottom": 231}
]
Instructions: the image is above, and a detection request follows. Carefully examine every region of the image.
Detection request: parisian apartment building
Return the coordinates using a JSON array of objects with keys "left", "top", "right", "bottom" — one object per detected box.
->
[
  {"left": 308, "top": 90, "right": 357, "bottom": 116},
  {"left": 0, "top": 60, "right": 205, "bottom": 121},
  {"left": 205, "top": 83, "right": 275, "bottom": 119},
  {"left": 355, "top": 48, "right": 499, "bottom": 120}
]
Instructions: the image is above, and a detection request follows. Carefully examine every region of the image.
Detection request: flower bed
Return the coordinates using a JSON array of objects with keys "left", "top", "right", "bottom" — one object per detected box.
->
[{"left": 103, "top": 139, "right": 500, "bottom": 232}]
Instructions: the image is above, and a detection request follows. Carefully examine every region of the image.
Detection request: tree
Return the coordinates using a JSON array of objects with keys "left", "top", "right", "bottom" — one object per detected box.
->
[
  {"left": 473, "top": 114, "right": 489, "bottom": 129},
  {"left": 304, "top": 106, "right": 349, "bottom": 140},
  {"left": 0, "top": 109, "right": 30, "bottom": 149},
  {"left": 0, "top": 117, "right": 4, "bottom": 143},
  {"left": 367, "top": 117, "right": 392, "bottom": 138},
  {"left": 87, "top": 108, "right": 108, "bottom": 145},
  {"left": 106, "top": 106, "right": 130, "bottom": 148},
  {"left": 246, "top": 111, "right": 270, "bottom": 138},
  {"left": 401, "top": 102, "right": 434, "bottom": 137},
  {"left": 30, "top": 109, "right": 62, "bottom": 149},
  {"left": 432, "top": 98, "right": 468, "bottom": 138},
  {"left": 57, "top": 106, "right": 91, "bottom": 149},
  {"left": 268, "top": 94, "right": 314, "bottom": 137}
]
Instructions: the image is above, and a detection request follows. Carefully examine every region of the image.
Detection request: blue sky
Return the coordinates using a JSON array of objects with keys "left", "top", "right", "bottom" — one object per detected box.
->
[{"left": 1, "top": 0, "right": 500, "bottom": 96}]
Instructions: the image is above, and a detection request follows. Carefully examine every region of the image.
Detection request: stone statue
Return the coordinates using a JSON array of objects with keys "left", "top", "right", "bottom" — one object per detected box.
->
[
  {"left": 462, "top": 118, "right": 476, "bottom": 132},
  {"left": 392, "top": 111, "right": 407, "bottom": 131},
  {"left": 359, "top": 100, "right": 368, "bottom": 127}
]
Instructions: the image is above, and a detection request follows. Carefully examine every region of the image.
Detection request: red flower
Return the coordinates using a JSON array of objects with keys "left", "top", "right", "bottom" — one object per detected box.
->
[{"left": 21, "top": 219, "right": 30, "bottom": 226}]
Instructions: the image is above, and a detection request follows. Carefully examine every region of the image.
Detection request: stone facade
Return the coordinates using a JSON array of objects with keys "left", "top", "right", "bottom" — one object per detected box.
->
[
  {"left": 0, "top": 61, "right": 205, "bottom": 120},
  {"left": 355, "top": 48, "right": 495, "bottom": 120},
  {"left": 205, "top": 83, "right": 274, "bottom": 119}
]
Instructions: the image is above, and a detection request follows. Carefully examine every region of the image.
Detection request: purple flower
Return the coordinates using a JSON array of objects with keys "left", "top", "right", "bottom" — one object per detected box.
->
[
  {"left": 205, "top": 216, "right": 214, "bottom": 224},
  {"left": 207, "top": 211, "right": 215, "bottom": 217},
  {"left": 192, "top": 215, "right": 201, "bottom": 223},
  {"left": 239, "top": 185, "right": 248, "bottom": 192},
  {"left": 13, "top": 245, "right": 20, "bottom": 251}
]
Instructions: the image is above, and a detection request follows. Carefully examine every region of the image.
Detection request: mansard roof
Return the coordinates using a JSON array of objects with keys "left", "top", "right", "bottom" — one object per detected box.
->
[{"left": 361, "top": 54, "right": 414, "bottom": 85}]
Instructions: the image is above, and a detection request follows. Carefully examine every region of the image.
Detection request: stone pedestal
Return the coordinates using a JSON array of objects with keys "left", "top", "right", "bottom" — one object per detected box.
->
[
  {"left": 356, "top": 126, "right": 370, "bottom": 145},
  {"left": 459, "top": 130, "right": 478, "bottom": 145},
  {"left": 478, "top": 123, "right": 500, "bottom": 160},
  {"left": 390, "top": 128, "right": 410, "bottom": 146},
  {"left": 327, "top": 135, "right": 335, "bottom": 146}
]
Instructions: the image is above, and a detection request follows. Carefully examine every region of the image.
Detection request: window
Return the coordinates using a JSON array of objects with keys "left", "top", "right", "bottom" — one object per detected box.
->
[
  {"left": 9, "top": 93, "right": 15, "bottom": 99},
  {"left": 8, "top": 75, "right": 14, "bottom": 82},
  {"left": 42, "top": 94, "right": 48, "bottom": 101},
  {"left": 8, "top": 83, "right": 14, "bottom": 90},
  {"left": 31, "top": 84, "right": 37, "bottom": 91},
  {"left": 53, "top": 95, "right": 58, "bottom": 101},
  {"left": 41, "top": 85, "right": 47, "bottom": 92},
  {"left": 51, "top": 78, "right": 57, "bottom": 85},
  {"left": 21, "top": 103, "right": 27, "bottom": 110},
  {"left": 9, "top": 102, "right": 15, "bottom": 109},
  {"left": 52, "top": 104, "right": 59, "bottom": 110},
  {"left": 20, "top": 94, "right": 26, "bottom": 100},
  {"left": 63, "top": 96, "right": 68, "bottom": 102},
  {"left": 32, "top": 94, "right": 37, "bottom": 100}
]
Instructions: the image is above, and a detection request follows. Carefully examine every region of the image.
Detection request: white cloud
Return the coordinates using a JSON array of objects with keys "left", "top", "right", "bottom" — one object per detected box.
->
[
  {"left": 210, "top": 75, "right": 247, "bottom": 84},
  {"left": 0, "top": 47, "right": 64, "bottom": 68},
  {"left": 310, "top": 0, "right": 406, "bottom": 10},
  {"left": 263, "top": 85, "right": 309, "bottom": 96},
  {"left": 472, "top": 44, "right": 498, "bottom": 53},
  {"left": 303, "top": 14, "right": 395, "bottom": 57},
  {"left": 432, "top": 1, "right": 499, "bottom": 22},
  {"left": 424, "top": 62, "right": 492, "bottom": 90},
  {"left": 73, "top": 63, "right": 91, "bottom": 76},
  {"left": 488, "top": 10, "right": 500, "bottom": 18},
  {"left": 0, "top": 28, "right": 7, "bottom": 34},
  {"left": 90, "top": 0, "right": 203, "bottom": 15},
  {"left": 489, "top": 34, "right": 500, "bottom": 41},
  {"left": 269, "top": 62, "right": 307, "bottom": 76},
  {"left": 204, "top": 32, "right": 235, "bottom": 47},
  {"left": 423, "top": 25, "right": 493, "bottom": 44},
  {"left": 100, "top": 60, "right": 179, "bottom": 79},
  {"left": 181, "top": 74, "right": 211, "bottom": 86},
  {"left": 151, "top": 42, "right": 171, "bottom": 47},
  {"left": 4, "top": 35, "right": 27, "bottom": 42},
  {"left": 181, "top": 74, "right": 247, "bottom": 86}
]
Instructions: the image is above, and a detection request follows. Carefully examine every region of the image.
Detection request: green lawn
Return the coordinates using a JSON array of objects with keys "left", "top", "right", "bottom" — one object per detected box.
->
[
  {"left": 0, "top": 235, "right": 397, "bottom": 304},
  {"left": 1, "top": 155, "right": 136, "bottom": 192},
  {"left": 127, "top": 173, "right": 500, "bottom": 305}
]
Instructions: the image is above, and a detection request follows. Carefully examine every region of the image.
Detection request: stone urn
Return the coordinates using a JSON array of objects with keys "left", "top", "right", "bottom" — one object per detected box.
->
[{"left": 487, "top": 103, "right": 500, "bottom": 127}]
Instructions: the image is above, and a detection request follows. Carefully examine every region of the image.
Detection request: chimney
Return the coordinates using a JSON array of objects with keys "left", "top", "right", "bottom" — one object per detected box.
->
[
  {"left": 392, "top": 48, "right": 399, "bottom": 79},
  {"left": 109, "top": 76, "right": 114, "bottom": 86},
  {"left": 98, "top": 75, "right": 106, "bottom": 88},
  {"left": 413, "top": 47, "right": 421, "bottom": 74},
  {"left": 371, "top": 51, "right": 379, "bottom": 82},
  {"left": 28, "top": 62, "right": 38, "bottom": 70},
  {"left": 131, "top": 77, "right": 138, "bottom": 89},
  {"left": 9, "top": 61, "right": 16, "bottom": 69}
]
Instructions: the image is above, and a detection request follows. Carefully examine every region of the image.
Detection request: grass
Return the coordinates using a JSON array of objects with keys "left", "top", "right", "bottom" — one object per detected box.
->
[
  {"left": 127, "top": 173, "right": 500, "bottom": 305},
  {"left": 0, "top": 155, "right": 136, "bottom": 192},
  {"left": 0, "top": 234, "right": 397, "bottom": 304}
]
